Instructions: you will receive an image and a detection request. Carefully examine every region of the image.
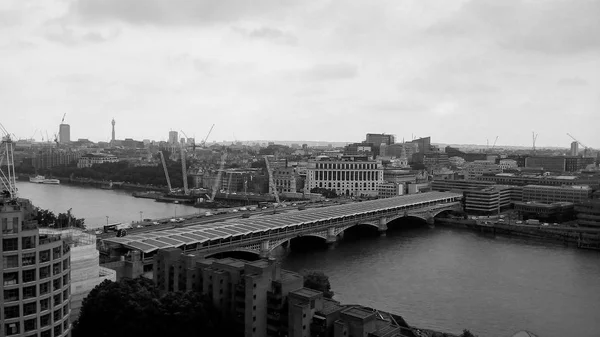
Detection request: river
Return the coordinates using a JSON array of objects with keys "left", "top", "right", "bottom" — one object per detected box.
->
[{"left": 16, "top": 182, "right": 600, "bottom": 337}]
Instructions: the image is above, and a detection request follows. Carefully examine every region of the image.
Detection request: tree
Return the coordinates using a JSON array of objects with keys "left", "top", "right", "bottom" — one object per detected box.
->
[
  {"left": 73, "top": 278, "right": 235, "bottom": 337},
  {"left": 302, "top": 270, "right": 334, "bottom": 299},
  {"left": 34, "top": 207, "right": 86, "bottom": 229},
  {"left": 460, "top": 330, "right": 477, "bottom": 337}
]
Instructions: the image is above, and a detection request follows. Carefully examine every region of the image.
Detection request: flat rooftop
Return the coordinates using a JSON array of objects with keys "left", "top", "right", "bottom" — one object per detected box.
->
[
  {"left": 291, "top": 287, "right": 322, "bottom": 299},
  {"left": 342, "top": 306, "right": 375, "bottom": 320},
  {"left": 102, "top": 192, "right": 462, "bottom": 253}
]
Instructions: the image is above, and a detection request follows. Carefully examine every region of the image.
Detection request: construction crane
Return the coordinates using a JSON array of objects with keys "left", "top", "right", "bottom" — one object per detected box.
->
[
  {"left": 567, "top": 133, "right": 592, "bottom": 157},
  {"left": 210, "top": 152, "right": 228, "bottom": 201},
  {"left": 532, "top": 132, "right": 538, "bottom": 153},
  {"left": 179, "top": 140, "right": 189, "bottom": 195},
  {"left": 54, "top": 113, "right": 66, "bottom": 148},
  {"left": 491, "top": 136, "right": 499, "bottom": 150},
  {"left": 159, "top": 151, "right": 173, "bottom": 192},
  {"left": 226, "top": 172, "right": 233, "bottom": 198},
  {"left": 264, "top": 155, "right": 281, "bottom": 206},
  {"left": 0, "top": 123, "right": 18, "bottom": 200},
  {"left": 201, "top": 124, "right": 215, "bottom": 148},
  {"left": 180, "top": 130, "right": 198, "bottom": 153}
]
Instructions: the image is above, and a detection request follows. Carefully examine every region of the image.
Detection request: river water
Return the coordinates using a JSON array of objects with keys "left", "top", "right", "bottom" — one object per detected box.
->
[{"left": 16, "top": 182, "right": 600, "bottom": 337}]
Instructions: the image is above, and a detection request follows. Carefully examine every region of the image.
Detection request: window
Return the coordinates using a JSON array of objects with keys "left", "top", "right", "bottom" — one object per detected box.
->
[
  {"left": 53, "top": 263, "right": 61, "bottom": 275},
  {"left": 3, "top": 272, "right": 18, "bottom": 286},
  {"left": 64, "top": 320, "right": 69, "bottom": 331},
  {"left": 63, "top": 274, "right": 69, "bottom": 285},
  {"left": 40, "top": 282, "right": 50, "bottom": 295},
  {"left": 310, "top": 300, "right": 315, "bottom": 309},
  {"left": 63, "top": 257, "right": 69, "bottom": 270},
  {"left": 53, "top": 308, "right": 62, "bottom": 321},
  {"left": 22, "top": 236, "right": 36, "bottom": 249},
  {"left": 1, "top": 217, "right": 18, "bottom": 234},
  {"left": 303, "top": 325, "right": 306, "bottom": 330},
  {"left": 5, "top": 323, "right": 20, "bottom": 336},
  {"left": 22, "top": 269, "right": 36, "bottom": 283},
  {"left": 39, "top": 266, "right": 50, "bottom": 279},
  {"left": 40, "top": 298, "right": 49, "bottom": 311},
  {"left": 23, "top": 302, "right": 37, "bottom": 316},
  {"left": 54, "top": 324, "right": 62, "bottom": 336},
  {"left": 53, "top": 246, "right": 62, "bottom": 259},
  {"left": 63, "top": 289, "right": 69, "bottom": 300},
  {"left": 41, "top": 329, "right": 51, "bottom": 337},
  {"left": 39, "top": 250, "right": 50, "bottom": 263},
  {"left": 24, "top": 318, "right": 37, "bottom": 332},
  {"left": 3, "top": 255, "right": 18, "bottom": 268},
  {"left": 40, "top": 314, "right": 51, "bottom": 327},
  {"left": 23, "top": 286, "right": 36, "bottom": 299},
  {"left": 22, "top": 252, "right": 36, "bottom": 266},
  {"left": 4, "top": 289, "right": 19, "bottom": 301},
  {"left": 253, "top": 316, "right": 256, "bottom": 322},
  {"left": 4, "top": 305, "right": 19, "bottom": 319},
  {"left": 54, "top": 293, "right": 62, "bottom": 306},
  {"left": 53, "top": 277, "right": 62, "bottom": 290},
  {"left": 2, "top": 238, "right": 18, "bottom": 251}
]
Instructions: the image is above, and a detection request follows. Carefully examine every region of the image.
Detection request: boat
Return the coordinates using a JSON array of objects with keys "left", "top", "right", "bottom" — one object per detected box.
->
[{"left": 29, "top": 175, "right": 60, "bottom": 184}]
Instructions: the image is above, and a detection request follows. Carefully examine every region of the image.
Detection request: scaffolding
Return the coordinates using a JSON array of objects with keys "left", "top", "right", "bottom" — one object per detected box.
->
[{"left": 39, "top": 227, "right": 96, "bottom": 247}]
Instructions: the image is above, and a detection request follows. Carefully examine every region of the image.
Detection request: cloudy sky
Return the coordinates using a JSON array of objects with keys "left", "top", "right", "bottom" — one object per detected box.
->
[{"left": 1, "top": 0, "right": 599, "bottom": 147}]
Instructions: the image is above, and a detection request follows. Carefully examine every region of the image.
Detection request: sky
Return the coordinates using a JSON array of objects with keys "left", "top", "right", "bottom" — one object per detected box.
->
[{"left": 1, "top": 0, "right": 599, "bottom": 148}]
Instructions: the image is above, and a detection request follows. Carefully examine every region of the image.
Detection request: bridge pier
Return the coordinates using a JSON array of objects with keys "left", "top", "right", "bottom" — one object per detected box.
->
[
  {"left": 259, "top": 240, "right": 271, "bottom": 259},
  {"left": 378, "top": 217, "right": 388, "bottom": 236},
  {"left": 326, "top": 227, "right": 338, "bottom": 249}
]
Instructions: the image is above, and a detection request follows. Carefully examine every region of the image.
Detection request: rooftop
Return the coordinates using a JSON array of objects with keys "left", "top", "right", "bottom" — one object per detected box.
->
[
  {"left": 342, "top": 306, "right": 375, "bottom": 320},
  {"left": 320, "top": 298, "right": 344, "bottom": 316},
  {"left": 291, "top": 287, "right": 322, "bottom": 299}
]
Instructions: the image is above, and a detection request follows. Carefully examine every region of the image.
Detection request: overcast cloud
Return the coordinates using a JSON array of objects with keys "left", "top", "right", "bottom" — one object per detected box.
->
[{"left": 1, "top": 0, "right": 598, "bottom": 147}]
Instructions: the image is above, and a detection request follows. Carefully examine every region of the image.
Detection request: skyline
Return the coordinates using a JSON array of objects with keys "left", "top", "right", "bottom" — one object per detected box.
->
[{"left": 1, "top": 0, "right": 599, "bottom": 148}]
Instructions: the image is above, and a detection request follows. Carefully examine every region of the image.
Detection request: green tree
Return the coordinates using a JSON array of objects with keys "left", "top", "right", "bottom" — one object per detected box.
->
[
  {"left": 34, "top": 208, "right": 85, "bottom": 229},
  {"left": 302, "top": 270, "right": 334, "bottom": 299},
  {"left": 460, "top": 330, "right": 477, "bottom": 337}
]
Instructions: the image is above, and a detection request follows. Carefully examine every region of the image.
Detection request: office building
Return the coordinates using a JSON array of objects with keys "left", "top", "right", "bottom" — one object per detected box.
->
[
  {"left": 476, "top": 173, "right": 600, "bottom": 188},
  {"left": 58, "top": 124, "right": 70, "bottom": 144},
  {"left": 570, "top": 142, "right": 579, "bottom": 156},
  {"left": 463, "top": 160, "right": 502, "bottom": 179},
  {"left": 343, "top": 143, "right": 374, "bottom": 157},
  {"left": 408, "top": 137, "right": 432, "bottom": 154},
  {"left": 168, "top": 131, "right": 178, "bottom": 145},
  {"left": 304, "top": 159, "right": 384, "bottom": 197},
  {"left": 273, "top": 167, "right": 300, "bottom": 194},
  {"left": 365, "top": 133, "right": 395, "bottom": 147},
  {"left": 432, "top": 179, "right": 495, "bottom": 192},
  {"left": 522, "top": 185, "right": 592, "bottom": 204},
  {"left": 525, "top": 156, "right": 595, "bottom": 173},
  {"left": 377, "top": 182, "right": 403, "bottom": 198},
  {"left": 514, "top": 201, "right": 575, "bottom": 223},
  {"left": 1, "top": 198, "right": 72, "bottom": 337},
  {"left": 499, "top": 159, "right": 518, "bottom": 171},
  {"left": 464, "top": 185, "right": 522, "bottom": 214},
  {"left": 77, "top": 153, "right": 119, "bottom": 168},
  {"left": 575, "top": 200, "right": 600, "bottom": 228},
  {"left": 153, "top": 249, "right": 303, "bottom": 337}
]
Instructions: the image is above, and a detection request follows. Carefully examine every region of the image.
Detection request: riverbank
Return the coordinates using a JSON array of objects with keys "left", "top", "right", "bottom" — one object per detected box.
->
[
  {"left": 435, "top": 217, "right": 600, "bottom": 250},
  {"left": 17, "top": 174, "right": 167, "bottom": 192}
]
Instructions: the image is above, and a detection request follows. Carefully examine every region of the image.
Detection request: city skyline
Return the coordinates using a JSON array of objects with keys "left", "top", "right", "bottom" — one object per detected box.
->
[{"left": 1, "top": 0, "right": 599, "bottom": 148}]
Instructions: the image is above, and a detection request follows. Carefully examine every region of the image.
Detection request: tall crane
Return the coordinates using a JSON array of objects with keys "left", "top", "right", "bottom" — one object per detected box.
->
[
  {"left": 180, "top": 140, "right": 189, "bottom": 195},
  {"left": 202, "top": 124, "right": 215, "bottom": 148},
  {"left": 226, "top": 172, "right": 233, "bottom": 197},
  {"left": 491, "top": 136, "right": 499, "bottom": 150},
  {"left": 54, "top": 113, "right": 66, "bottom": 148},
  {"left": 180, "top": 130, "right": 197, "bottom": 153},
  {"left": 210, "top": 152, "right": 227, "bottom": 201},
  {"left": 264, "top": 155, "right": 280, "bottom": 205},
  {"left": 567, "top": 133, "right": 592, "bottom": 157},
  {"left": 0, "top": 123, "right": 18, "bottom": 200},
  {"left": 159, "top": 151, "right": 173, "bottom": 192},
  {"left": 532, "top": 132, "right": 538, "bottom": 153}
]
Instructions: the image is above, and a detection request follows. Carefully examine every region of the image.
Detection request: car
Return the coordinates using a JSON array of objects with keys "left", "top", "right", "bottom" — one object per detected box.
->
[
  {"left": 152, "top": 221, "right": 160, "bottom": 225},
  {"left": 231, "top": 209, "right": 239, "bottom": 213},
  {"left": 160, "top": 220, "right": 169, "bottom": 224},
  {"left": 516, "top": 221, "right": 523, "bottom": 224},
  {"left": 177, "top": 218, "right": 185, "bottom": 222},
  {"left": 262, "top": 206, "right": 267, "bottom": 210},
  {"left": 169, "top": 218, "right": 178, "bottom": 223},
  {"left": 205, "top": 212, "right": 213, "bottom": 216},
  {"left": 239, "top": 207, "right": 247, "bottom": 211}
]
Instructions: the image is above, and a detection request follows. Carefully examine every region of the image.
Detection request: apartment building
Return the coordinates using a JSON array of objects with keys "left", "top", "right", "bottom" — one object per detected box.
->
[
  {"left": 76, "top": 153, "right": 118, "bottom": 168},
  {"left": 377, "top": 182, "right": 403, "bottom": 198},
  {"left": 304, "top": 159, "right": 384, "bottom": 197},
  {"left": 1, "top": 199, "right": 72, "bottom": 337},
  {"left": 522, "top": 185, "right": 592, "bottom": 204}
]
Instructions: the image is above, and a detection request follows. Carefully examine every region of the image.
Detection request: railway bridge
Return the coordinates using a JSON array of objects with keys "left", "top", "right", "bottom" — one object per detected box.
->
[{"left": 101, "top": 192, "right": 462, "bottom": 264}]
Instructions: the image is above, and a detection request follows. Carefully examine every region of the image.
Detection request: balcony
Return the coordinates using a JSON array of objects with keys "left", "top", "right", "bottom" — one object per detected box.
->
[
  {"left": 22, "top": 221, "right": 38, "bottom": 231},
  {"left": 40, "top": 236, "right": 61, "bottom": 246}
]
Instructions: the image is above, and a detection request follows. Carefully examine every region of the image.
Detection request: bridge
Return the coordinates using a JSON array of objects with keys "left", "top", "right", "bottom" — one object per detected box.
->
[{"left": 101, "top": 192, "right": 462, "bottom": 262}]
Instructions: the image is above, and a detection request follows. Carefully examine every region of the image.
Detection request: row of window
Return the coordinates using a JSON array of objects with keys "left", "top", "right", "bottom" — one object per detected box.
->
[
  {"left": 315, "top": 163, "right": 379, "bottom": 170},
  {"left": 1, "top": 217, "right": 19, "bottom": 234},
  {"left": 2, "top": 248, "right": 62, "bottom": 268},
  {"left": 3, "top": 276, "right": 70, "bottom": 302},
  {"left": 312, "top": 170, "right": 381, "bottom": 182},
  {"left": 4, "top": 297, "right": 70, "bottom": 320},
  {"left": 3, "top": 259, "right": 69, "bottom": 285}
]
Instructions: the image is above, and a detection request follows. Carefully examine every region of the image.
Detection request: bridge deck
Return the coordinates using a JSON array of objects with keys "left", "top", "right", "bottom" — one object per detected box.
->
[{"left": 103, "top": 192, "right": 461, "bottom": 254}]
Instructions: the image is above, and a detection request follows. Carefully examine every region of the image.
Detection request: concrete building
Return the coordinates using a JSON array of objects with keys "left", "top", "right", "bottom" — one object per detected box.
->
[
  {"left": 58, "top": 124, "right": 70, "bottom": 144},
  {"left": 408, "top": 137, "right": 432, "bottom": 154},
  {"left": 432, "top": 179, "right": 496, "bottom": 192},
  {"left": 38, "top": 229, "right": 116, "bottom": 322},
  {"left": 1, "top": 199, "right": 72, "bottom": 337},
  {"left": 168, "top": 131, "right": 178, "bottom": 145},
  {"left": 525, "top": 156, "right": 595, "bottom": 173},
  {"left": 499, "top": 159, "right": 518, "bottom": 171},
  {"left": 476, "top": 173, "right": 600, "bottom": 188},
  {"left": 344, "top": 143, "right": 374, "bottom": 157},
  {"left": 464, "top": 185, "right": 523, "bottom": 214},
  {"left": 153, "top": 249, "right": 303, "bottom": 337},
  {"left": 377, "top": 182, "right": 403, "bottom": 198},
  {"left": 31, "top": 149, "right": 83, "bottom": 170},
  {"left": 304, "top": 159, "right": 384, "bottom": 197},
  {"left": 365, "top": 134, "right": 395, "bottom": 147},
  {"left": 575, "top": 200, "right": 600, "bottom": 228},
  {"left": 464, "top": 160, "right": 502, "bottom": 179},
  {"left": 570, "top": 142, "right": 579, "bottom": 156},
  {"left": 522, "top": 185, "right": 592, "bottom": 204},
  {"left": 273, "top": 167, "right": 300, "bottom": 194},
  {"left": 514, "top": 201, "right": 575, "bottom": 223},
  {"left": 77, "top": 153, "right": 119, "bottom": 168}
]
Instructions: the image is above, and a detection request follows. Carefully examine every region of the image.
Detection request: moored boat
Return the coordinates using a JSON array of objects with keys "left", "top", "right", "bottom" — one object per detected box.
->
[{"left": 29, "top": 175, "right": 60, "bottom": 184}]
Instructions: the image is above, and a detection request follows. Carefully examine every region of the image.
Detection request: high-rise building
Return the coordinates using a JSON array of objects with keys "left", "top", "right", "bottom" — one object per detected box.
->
[
  {"left": 365, "top": 133, "right": 395, "bottom": 147},
  {"left": 58, "top": 124, "right": 70, "bottom": 144},
  {"left": 168, "top": 131, "right": 178, "bottom": 145},
  {"left": 111, "top": 119, "right": 115, "bottom": 143},
  {"left": 1, "top": 199, "right": 72, "bottom": 337},
  {"left": 570, "top": 141, "right": 579, "bottom": 156}
]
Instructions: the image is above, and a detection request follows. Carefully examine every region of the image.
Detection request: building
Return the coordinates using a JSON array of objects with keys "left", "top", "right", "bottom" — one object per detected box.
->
[
  {"left": 77, "top": 153, "right": 119, "bottom": 168},
  {"left": 570, "top": 142, "right": 579, "bottom": 156},
  {"left": 408, "top": 137, "right": 432, "bottom": 154},
  {"left": 383, "top": 169, "right": 417, "bottom": 185},
  {"left": 575, "top": 200, "right": 600, "bottom": 228},
  {"left": 514, "top": 201, "right": 575, "bottom": 223},
  {"left": 153, "top": 249, "right": 303, "bottom": 337},
  {"left": 525, "top": 156, "right": 595, "bottom": 173},
  {"left": 1, "top": 198, "right": 72, "bottom": 337},
  {"left": 377, "top": 182, "right": 403, "bottom": 198},
  {"left": 432, "top": 179, "right": 496, "bottom": 192},
  {"left": 522, "top": 185, "right": 592, "bottom": 204},
  {"left": 31, "top": 149, "right": 83, "bottom": 170},
  {"left": 365, "top": 133, "right": 395, "bottom": 147},
  {"left": 58, "top": 124, "right": 70, "bottom": 144},
  {"left": 499, "top": 159, "right": 518, "bottom": 171},
  {"left": 476, "top": 173, "right": 600, "bottom": 189},
  {"left": 343, "top": 143, "right": 374, "bottom": 157},
  {"left": 168, "top": 131, "right": 178, "bottom": 145},
  {"left": 463, "top": 160, "right": 502, "bottom": 179},
  {"left": 304, "top": 159, "right": 384, "bottom": 197},
  {"left": 111, "top": 119, "right": 116, "bottom": 143},
  {"left": 463, "top": 185, "right": 522, "bottom": 214},
  {"left": 273, "top": 167, "right": 300, "bottom": 194}
]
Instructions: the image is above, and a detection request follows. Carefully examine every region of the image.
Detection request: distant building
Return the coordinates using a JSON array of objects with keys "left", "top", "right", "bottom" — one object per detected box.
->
[
  {"left": 273, "top": 167, "right": 300, "bottom": 193},
  {"left": 432, "top": 179, "right": 496, "bottom": 192},
  {"left": 522, "top": 185, "right": 592, "bottom": 204},
  {"left": 378, "top": 182, "right": 403, "bottom": 198},
  {"left": 304, "top": 158, "right": 384, "bottom": 197},
  {"left": 525, "top": 156, "right": 594, "bottom": 173},
  {"left": 575, "top": 200, "right": 600, "bottom": 228},
  {"left": 168, "top": 131, "right": 178, "bottom": 144},
  {"left": 464, "top": 160, "right": 502, "bottom": 179},
  {"left": 464, "top": 185, "right": 523, "bottom": 214},
  {"left": 77, "top": 153, "right": 119, "bottom": 168},
  {"left": 570, "top": 142, "right": 579, "bottom": 156},
  {"left": 32, "top": 149, "right": 83, "bottom": 170},
  {"left": 499, "top": 159, "right": 518, "bottom": 171},
  {"left": 1, "top": 198, "right": 72, "bottom": 337},
  {"left": 344, "top": 143, "right": 374, "bottom": 157},
  {"left": 59, "top": 124, "right": 70, "bottom": 143},
  {"left": 514, "top": 201, "right": 575, "bottom": 223},
  {"left": 408, "top": 136, "right": 432, "bottom": 154},
  {"left": 365, "top": 133, "right": 395, "bottom": 146}
]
